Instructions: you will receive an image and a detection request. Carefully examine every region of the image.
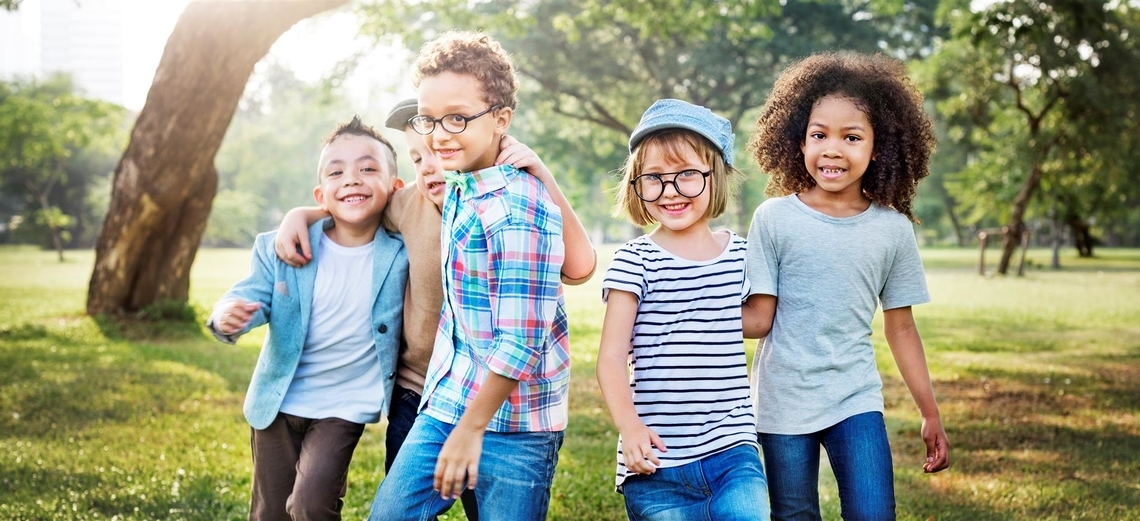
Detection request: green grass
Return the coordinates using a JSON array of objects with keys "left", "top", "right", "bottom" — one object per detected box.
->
[{"left": 1, "top": 245, "right": 1138, "bottom": 520}]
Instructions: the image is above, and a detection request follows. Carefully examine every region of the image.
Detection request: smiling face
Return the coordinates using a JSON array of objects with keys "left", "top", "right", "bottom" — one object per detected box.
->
[
  {"left": 800, "top": 94, "right": 875, "bottom": 201},
  {"left": 416, "top": 70, "right": 511, "bottom": 173},
  {"left": 639, "top": 141, "right": 712, "bottom": 235},
  {"left": 404, "top": 128, "right": 446, "bottom": 208},
  {"left": 313, "top": 134, "right": 401, "bottom": 233}
]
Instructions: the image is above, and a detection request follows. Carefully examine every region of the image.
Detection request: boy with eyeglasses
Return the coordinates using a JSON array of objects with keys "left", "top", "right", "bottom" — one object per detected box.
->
[{"left": 366, "top": 31, "right": 573, "bottom": 520}]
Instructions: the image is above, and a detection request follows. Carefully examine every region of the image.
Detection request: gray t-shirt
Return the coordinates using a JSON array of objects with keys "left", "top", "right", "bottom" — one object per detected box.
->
[{"left": 746, "top": 195, "right": 929, "bottom": 434}]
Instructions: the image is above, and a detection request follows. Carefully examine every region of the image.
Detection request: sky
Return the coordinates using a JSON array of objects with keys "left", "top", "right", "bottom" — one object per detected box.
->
[{"left": 1, "top": 0, "right": 410, "bottom": 112}]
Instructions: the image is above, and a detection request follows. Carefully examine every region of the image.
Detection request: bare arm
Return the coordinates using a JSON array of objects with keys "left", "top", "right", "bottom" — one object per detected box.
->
[
  {"left": 742, "top": 293, "right": 776, "bottom": 339},
  {"left": 434, "top": 372, "right": 517, "bottom": 499},
  {"left": 883, "top": 306, "right": 950, "bottom": 473},
  {"left": 597, "top": 290, "right": 666, "bottom": 475},
  {"left": 272, "top": 206, "right": 330, "bottom": 267},
  {"left": 497, "top": 135, "right": 596, "bottom": 285}
]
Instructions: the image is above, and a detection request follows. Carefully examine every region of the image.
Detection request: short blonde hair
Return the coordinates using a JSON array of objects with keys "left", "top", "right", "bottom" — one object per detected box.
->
[{"left": 613, "top": 129, "right": 740, "bottom": 227}]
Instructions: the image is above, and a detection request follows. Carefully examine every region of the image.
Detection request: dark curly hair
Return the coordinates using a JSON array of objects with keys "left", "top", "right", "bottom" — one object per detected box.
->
[
  {"left": 747, "top": 52, "right": 935, "bottom": 222},
  {"left": 412, "top": 30, "right": 518, "bottom": 110}
]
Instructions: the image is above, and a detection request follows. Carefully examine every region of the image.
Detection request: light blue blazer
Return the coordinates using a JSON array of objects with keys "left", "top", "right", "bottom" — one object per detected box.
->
[{"left": 213, "top": 218, "right": 408, "bottom": 430}]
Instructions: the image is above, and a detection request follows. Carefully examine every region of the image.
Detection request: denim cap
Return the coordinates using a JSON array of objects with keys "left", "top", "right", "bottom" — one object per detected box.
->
[
  {"left": 628, "top": 98, "right": 734, "bottom": 166},
  {"left": 384, "top": 97, "right": 418, "bottom": 131}
]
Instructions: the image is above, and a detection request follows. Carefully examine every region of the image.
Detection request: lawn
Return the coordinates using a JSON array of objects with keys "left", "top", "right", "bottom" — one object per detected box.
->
[{"left": 1, "top": 245, "right": 1138, "bottom": 520}]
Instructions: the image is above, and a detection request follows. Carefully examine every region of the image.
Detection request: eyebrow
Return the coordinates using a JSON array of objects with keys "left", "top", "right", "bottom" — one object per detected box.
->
[
  {"left": 808, "top": 121, "right": 867, "bottom": 132},
  {"left": 323, "top": 155, "right": 380, "bottom": 170}
]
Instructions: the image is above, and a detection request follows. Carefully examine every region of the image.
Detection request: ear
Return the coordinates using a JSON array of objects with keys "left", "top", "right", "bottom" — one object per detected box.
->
[
  {"left": 493, "top": 106, "right": 513, "bottom": 137},
  {"left": 313, "top": 185, "right": 328, "bottom": 210},
  {"left": 391, "top": 178, "right": 405, "bottom": 192}
]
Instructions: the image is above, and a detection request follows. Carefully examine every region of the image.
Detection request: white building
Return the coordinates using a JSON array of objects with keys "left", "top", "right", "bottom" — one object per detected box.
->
[{"left": 0, "top": 0, "right": 127, "bottom": 107}]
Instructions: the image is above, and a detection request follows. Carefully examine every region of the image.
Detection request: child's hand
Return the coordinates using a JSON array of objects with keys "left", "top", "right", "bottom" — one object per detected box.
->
[
  {"left": 496, "top": 135, "right": 552, "bottom": 183},
  {"left": 921, "top": 415, "right": 950, "bottom": 473},
  {"left": 274, "top": 209, "right": 314, "bottom": 267},
  {"left": 215, "top": 300, "right": 261, "bottom": 335},
  {"left": 434, "top": 424, "right": 484, "bottom": 500},
  {"left": 620, "top": 421, "right": 667, "bottom": 475}
]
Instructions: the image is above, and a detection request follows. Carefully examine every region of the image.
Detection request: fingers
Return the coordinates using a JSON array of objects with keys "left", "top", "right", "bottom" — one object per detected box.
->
[
  {"left": 433, "top": 462, "right": 474, "bottom": 500},
  {"left": 217, "top": 302, "right": 259, "bottom": 334},
  {"left": 923, "top": 435, "right": 951, "bottom": 473}
]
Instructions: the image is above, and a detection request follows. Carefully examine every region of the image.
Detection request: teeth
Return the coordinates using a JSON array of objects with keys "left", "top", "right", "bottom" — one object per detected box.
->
[{"left": 343, "top": 195, "right": 366, "bottom": 203}]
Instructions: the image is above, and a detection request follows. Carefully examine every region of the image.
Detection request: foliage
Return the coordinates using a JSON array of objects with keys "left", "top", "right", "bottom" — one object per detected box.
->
[
  {"left": 355, "top": 0, "right": 943, "bottom": 237},
  {"left": 2, "top": 246, "right": 1140, "bottom": 519},
  {"left": 915, "top": 0, "right": 1140, "bottom": 258},
  {"left": 0, "top": 74, "right": 129, "bottom": 254}
]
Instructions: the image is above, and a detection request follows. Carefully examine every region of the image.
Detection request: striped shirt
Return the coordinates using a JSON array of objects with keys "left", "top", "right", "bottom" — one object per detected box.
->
[
  {"left": 421, "top": 164, "right": 570, "bottom": 432},
  {"left": 602, "top": 233, "right": 758, "bottom": 490}
]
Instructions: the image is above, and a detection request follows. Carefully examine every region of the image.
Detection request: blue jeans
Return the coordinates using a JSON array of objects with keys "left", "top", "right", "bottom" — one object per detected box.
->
[
  {"left": 368, "top": 414, "right": 564, "bottom": 521},
  {"left": 759, "top": 411, "right": 895, "bottom": 521},
  {"left": 622, "top": 443, "right": 770, "bottom": 521},
  {"left": 385, "top": 386, "right": 478, "bottom": 521}
]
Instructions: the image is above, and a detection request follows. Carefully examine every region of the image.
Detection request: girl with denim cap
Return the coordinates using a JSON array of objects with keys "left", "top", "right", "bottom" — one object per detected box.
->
[
  {"left": 598, "top": 99, "right": 774, "bottom": 521},
  {"left": 746, "top": 52, "right": 950, "bottom": 520}
]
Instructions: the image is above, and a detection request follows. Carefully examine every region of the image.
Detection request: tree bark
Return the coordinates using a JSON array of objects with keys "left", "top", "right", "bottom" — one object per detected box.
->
[
  {"left": 996, "top": 162, "right": 1045, "bottom": 275},
  {"left": 87, "top": 0, "right": 348, "bottom": 316}
]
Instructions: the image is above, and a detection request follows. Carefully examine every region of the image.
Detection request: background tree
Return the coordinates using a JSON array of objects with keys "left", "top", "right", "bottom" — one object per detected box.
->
[
  {"left": 357, "top": 0, "right": 941, "bottom": 236},
  {"left": 0, "top": 74, "right": 127, "bottom": 261},
  {"left": 86, "top": 0, "right": 349, "bottom": 316},
  {"left": 917, "top": 0, "right": 1140, "bottom": 273}
]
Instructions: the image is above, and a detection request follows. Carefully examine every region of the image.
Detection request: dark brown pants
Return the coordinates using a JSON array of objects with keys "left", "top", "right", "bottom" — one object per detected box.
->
[{"left": 249, "top": 413, "right": 366, "bottom": 521}]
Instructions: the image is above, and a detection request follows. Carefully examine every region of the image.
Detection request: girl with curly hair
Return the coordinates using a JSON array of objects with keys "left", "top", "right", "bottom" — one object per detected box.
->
[{"left": 744, "top": 52, "right": 950, "bottom": 520}]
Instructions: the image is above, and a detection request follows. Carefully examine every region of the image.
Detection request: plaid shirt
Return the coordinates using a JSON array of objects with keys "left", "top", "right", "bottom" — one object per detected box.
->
[{"left": 421, "top": 164, "right": 570, "bottom": 432}]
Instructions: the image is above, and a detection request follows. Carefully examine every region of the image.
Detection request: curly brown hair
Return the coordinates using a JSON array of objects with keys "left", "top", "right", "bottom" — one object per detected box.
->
[
  {"left": 747, "top": 52, "right": 935, "bottom": 222},
  {"left": 412, "top": 30, "right": 518, "bottom": 110}
]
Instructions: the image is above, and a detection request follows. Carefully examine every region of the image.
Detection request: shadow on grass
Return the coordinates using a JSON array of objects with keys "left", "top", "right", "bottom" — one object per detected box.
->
[{"left": 888, "top": 347, "right": 1140, "bottom": 519}]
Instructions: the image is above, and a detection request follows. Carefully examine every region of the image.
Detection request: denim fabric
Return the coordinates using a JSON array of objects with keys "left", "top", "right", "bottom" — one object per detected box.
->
[
  {"left": 368, "top": 414, "right": 563, "bottom": 521},
  {"left": 759, "top": 411, "right": 895, "bottom": 521},
  {"left": 384, "top": 386, "right": 478, "bottom": 520},
  {"left": 621, "top": 443, "right": 770, "bottom": 521}
]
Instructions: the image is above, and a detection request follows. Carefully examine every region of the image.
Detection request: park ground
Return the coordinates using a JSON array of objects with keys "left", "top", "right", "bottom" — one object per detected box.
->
[{"left": 0, "top": 245, "right": 1138, "bottom": 520}]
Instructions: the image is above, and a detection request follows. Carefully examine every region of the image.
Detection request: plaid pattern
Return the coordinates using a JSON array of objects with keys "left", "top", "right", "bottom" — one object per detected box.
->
[{"left": 421, "top": 164, "right": 570, "bottom": 432}]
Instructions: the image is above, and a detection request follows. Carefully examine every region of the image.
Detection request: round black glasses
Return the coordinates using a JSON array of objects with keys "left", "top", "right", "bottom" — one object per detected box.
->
[
  {"left": 409, "top": 105, "right": 501, "bottom": 135},
  {"left": 630, "top": 170, "right": 712, "bottom": 202}
]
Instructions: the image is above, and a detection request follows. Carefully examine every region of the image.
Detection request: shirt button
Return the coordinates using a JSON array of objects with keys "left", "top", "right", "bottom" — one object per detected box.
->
[{"left": 378, "top": 324, "right": 388, "bottom": 334}]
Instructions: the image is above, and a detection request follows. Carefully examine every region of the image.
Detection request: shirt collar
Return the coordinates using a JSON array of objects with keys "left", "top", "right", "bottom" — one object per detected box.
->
[{"left": 444, "top": 164, "right": 515, "bottom": 199}]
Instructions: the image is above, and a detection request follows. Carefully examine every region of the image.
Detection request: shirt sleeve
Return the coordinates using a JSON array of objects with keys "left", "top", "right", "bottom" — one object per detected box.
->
[
  {"left": 746, "top": 203, "right": 779, "bottom": 298},
  {"left": 481, "top": 193, "right": 565, "bottom": 382},
  {"left": 207, "top": 233, "right": 276, "bottom": 342},
  {"left": 601, "top": 243, "right": 646, "bottom": 304},
  {"left": 880, "top": 219, "right": 931, "bottom": 310}
]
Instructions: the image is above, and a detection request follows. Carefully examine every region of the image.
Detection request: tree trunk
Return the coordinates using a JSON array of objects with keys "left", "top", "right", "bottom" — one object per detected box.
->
[
  {"left": 997, "top": 160, "right": 1046, "bottom": 275},
  {"left": 87, "top": 0, "right": 348, "bottom": 316},
  {"left": 942, "top": 190, "right": 965, "bottom": 247}
]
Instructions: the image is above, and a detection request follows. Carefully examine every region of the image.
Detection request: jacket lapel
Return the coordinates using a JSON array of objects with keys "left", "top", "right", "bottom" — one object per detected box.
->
[{"left": 295, "top": 219, "right": 327, "bottom": 333}]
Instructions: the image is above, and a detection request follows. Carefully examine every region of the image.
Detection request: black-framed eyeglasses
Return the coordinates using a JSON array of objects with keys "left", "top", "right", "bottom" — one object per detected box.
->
[
  {"left": 630, "top": 170, "right": 712, "bottom": 202},
  {"left": 409, "top": 105, "right": 501, "bottom": 135}
]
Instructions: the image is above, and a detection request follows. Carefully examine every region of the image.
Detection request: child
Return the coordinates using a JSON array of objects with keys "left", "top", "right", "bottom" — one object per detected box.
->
[
  {"left": 745, "top": 52, "right": 951, "bottom": 520},
  {"left": 597, "top": 98, "right": 774, "bottom": 521},
  {"left": 367, "top": 31, "right": 571, "bottom": 521},
  {"left": 274, "top": 98, "right": 597, "bottom": 521},
  {"left": 207, "top": 116, "right": 407, "bottom": 521}
]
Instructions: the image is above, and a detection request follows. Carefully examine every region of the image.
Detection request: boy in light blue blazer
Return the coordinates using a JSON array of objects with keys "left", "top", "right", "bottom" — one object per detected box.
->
[{"left": 207, "top": 116, "right": 407, "bottom": 521}]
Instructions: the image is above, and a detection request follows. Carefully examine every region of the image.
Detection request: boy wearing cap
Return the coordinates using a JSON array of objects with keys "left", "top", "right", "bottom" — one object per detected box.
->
[
  {"left": 597, "top": 98, "right": 772, "bottom": 520},
  {"left": 274, "top": 96, "right": 594, "bottom": 520},
  {"left": 208, "top": 116, "right": 407, "bottom": 521}
]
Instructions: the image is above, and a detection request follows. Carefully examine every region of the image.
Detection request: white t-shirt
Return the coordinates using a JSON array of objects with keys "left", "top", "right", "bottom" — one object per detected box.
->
[
  {"left": 279, "top": 232, "right": 385, "bottom": 424},
  {"left": 746, "top": 195, "right": 930, "bottom": 434},
  {"left": 602, "top": 232, "right": 758, "bottom": 491}
]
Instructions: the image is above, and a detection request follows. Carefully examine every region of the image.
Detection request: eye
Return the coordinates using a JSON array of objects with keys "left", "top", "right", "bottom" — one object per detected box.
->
[
  {"left": 844, "top": 135, "right": 862, "bottom": 142},
  {"left": 678, "top": 170, "right": 702, "bottom": 179},
  {"left": 444, "top": 114, "right": 466, "bottom": 125},
  {"left": 327, "top": 170, "right": 342, "bottom": 177},
  {"left": 809, "top": 131, "right": 825, "bottom": 140},
  {"left": 362, "top": 166, "right": 378, "bottom": 174}
]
